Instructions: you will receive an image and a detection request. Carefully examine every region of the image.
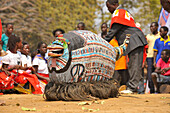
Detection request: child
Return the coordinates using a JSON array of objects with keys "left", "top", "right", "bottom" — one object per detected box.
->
[
  {"left": 100, "top": 23, "right": 108, "bottom": 39},
  {"left": 52, "top": 28, "right": 65, "bottom": 38},
  {"left": 21, "top": 42, "right": 32, "bottom": 68},
  {"left": 32, "top": 42, "right": 49, "bottom": 84},
  {"left": 77, "top": 22, "right": 85, "bottom": 30},
  {"left": 1, "top": 23, "right": 13, "bottom": 51}
]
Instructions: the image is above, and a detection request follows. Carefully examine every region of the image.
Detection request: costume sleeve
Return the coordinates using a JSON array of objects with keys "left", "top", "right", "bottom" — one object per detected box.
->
[
  {"left": 153, "top": 39, "right": 158, "bottom": 51},
  {"left": 105, "top": 23, "right": 122, "bottom": 42}
]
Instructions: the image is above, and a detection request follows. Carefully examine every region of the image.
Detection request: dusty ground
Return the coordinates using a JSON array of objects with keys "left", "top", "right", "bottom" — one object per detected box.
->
[{"left": 0, "top": 94, "right": 170, "bottom": 113}]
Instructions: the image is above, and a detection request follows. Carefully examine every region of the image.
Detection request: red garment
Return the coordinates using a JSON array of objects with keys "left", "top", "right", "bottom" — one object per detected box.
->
[
  {"left": 37, "top": 73, "right": 49, "bottom": 84},
  {"left": 110, "top": 9, "right": 147, "bottom": 64},
  {"left": 110, "top": 8, "right": 141, "bottom": 30},
  {"left": 156, "top": 58, "right": 170, "bottom": 76},
  {"left": 11, "top": 70, "right": 42, "bottom": 94},
  {"left": 0, "top": 72, "right": 14, "bottom": 90},
  {"left": 0, "top": 19, "right": 2, "bottom": 40},
  {"left": 0, "top": 70, "right": 43, "bottom": 94}
]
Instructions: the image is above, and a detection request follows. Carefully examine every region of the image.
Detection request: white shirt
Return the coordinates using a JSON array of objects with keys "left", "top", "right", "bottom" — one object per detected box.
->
[
  {"left": 32, "top": 55, "right": 49, "bottom": 74},
  {"left": 21, "top": 54, "right": 32, "bottom": 67},
  {"left": 2, "top": 50, "right": 21, "bottom": 66}
]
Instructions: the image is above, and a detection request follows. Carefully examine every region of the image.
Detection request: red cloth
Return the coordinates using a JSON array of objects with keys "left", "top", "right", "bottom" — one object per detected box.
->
[
  {"left": 0, "top": 72, "right": 14, "bottom": 90},
  {"left": 110, "top": 8, "right": 142, "bottom": 31},
  {"left": 0, "top": 19, "right": 2, "bottom": 40},
  {"left": 11, "top": 70, "right": 42, "bottom": 94},
  {"left": 37, "top": 73, "right": 49, "bottom": 84},
  {"left": 0, "top": 70, "right": 42, "bottom": 94},
  {"left": 156, "top": 58, "right": 170, "bottom": 76}
]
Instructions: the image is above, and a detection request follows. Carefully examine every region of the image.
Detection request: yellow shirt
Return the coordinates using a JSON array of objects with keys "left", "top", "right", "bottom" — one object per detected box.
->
[{"left": 146, "top": 32, "right": 160, "bottom": 58}]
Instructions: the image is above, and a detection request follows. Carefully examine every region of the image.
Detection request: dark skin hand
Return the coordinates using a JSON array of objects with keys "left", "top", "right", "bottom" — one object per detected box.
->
[
  {"left": 155, "top": 67, "right": 170, "bottom": 74},
  {"left": 153, "top": 51, "right": 158, "bottom": 68},
  {"left": 32, "top": 66, "right": 50, "bottom": 83}
]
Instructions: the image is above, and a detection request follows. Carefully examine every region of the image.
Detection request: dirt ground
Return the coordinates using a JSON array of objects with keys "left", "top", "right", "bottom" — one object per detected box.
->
[{"left": 0, "top": 94, "right": 170, "bottom": 113}]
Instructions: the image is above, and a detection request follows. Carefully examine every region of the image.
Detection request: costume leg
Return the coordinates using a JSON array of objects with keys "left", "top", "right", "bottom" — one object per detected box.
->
[
  {"left": 146, "top": 58, "right": 155, "bottom": 93},
  {"left": 127, "top": 46, "right": 144, "bottom": 91}
]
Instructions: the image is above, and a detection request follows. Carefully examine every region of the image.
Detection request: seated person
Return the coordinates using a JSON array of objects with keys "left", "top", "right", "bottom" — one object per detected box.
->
[
  {"left": 32, "top": 42, "right": 49, "bottom": 84},
  {"left": 2, "top": 35, "right": 42, "bottom": 94},
  {"left": 21, "top": 42, "right": 32, "bottom": 68},
  {"left": 2, "top": 35, "right": 27, "bottom": 71},
  {"left": 151, "top": 49, "right": 170, "bottom": 93}
]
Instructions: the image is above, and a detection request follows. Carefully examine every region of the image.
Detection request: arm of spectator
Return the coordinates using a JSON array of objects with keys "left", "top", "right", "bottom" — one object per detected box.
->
[
  {"left": 105, "top": 23, "right": 122, "bottom": 42},
  {"left": 161, "top": 67, "right": 170, "bottom": 74},
  {"left": 153, "top": 51, "right": 158, "bottom": 68},
  {"left": 2, "top": 63, "right": 20, "bottom": 71},
  {"left": 32, "top": 65, "right": 50, "bottom": 82},
  {"left": 154, "top": 66, "right": 162, "bottom": 74}
]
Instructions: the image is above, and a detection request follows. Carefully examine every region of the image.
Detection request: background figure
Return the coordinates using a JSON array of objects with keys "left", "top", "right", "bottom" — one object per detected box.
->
[
  {"left": 153, "top": 26, "right": 170, "bottom": 67},
  {"left": 1, "top": 23, "right": 13, "bottom": 51},
  {"left": 109, "top": 38, "right": 129, "bottom": 86},
  {"left": 105, "top": 0, "right": 147, "bottom": 93},
  {"left": 32, "top": 42, "right": 49, "bottom": 84},
  {"left": 146, "top": 22, "right": 160, "bottom": 93},
  {"left": 52, "top": 28, "right": 65, "bottom": 37},
  {"left": 99, "top": 23, "right": 108, "bottom": 39},
  {"left": 21, "top": 42, "right": 32, "bottom": 68},
  {"left": 151, "top": 49, "right": 170, "bottom": 93},
  {"left": 77, "top": 22, "right": 85, "bottom": 30}
]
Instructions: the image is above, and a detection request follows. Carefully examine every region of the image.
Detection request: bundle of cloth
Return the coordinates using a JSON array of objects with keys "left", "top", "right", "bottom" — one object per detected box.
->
[{"left": 44, "top": 30, "right": 130, "bottom": 101}]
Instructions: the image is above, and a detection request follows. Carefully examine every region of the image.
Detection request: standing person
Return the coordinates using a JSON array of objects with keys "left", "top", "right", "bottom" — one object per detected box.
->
[
  {"left": 146, "top": 22, "right": 160, "bottom": 93},
  {"left": 32, "top": 42, "right": 49, "bottom": 84},
  {"left": 77, "top": 22, "right": 85, "bottom": 30},
  {"left": 109, "top": 38, "right": 129, "bottom": 86},
  {"left": 153, "top": 26, "right": 170, "bottom": 67},
  {"left": 105, "top": 0, "right": 147, "bottom": 93},
  {"left": 151, "top": 49, "right": 170, "bottom": 93},
  {"left": 99, "top": 23, "right": 108, "bottom": 39},
  {"left": 1, "top": 23, "right": 13, "bottom": 51}
]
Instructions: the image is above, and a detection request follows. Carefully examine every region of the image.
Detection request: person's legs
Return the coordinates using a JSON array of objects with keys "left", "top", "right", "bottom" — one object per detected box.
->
[
  {"left": 151, "top": 72, "right": 159, "bottom": 92},
  {"left": 127, "top": 46, "right": 144, "bottom": 92},
  {"left": 146, "top": 58, "right": 155, "bottom": 93},
  {"left": 118, "top": 69, "right": 129, "bottom": 85},
  {"left": 137, "top": 68, "right": 145, "bottom": 94}
]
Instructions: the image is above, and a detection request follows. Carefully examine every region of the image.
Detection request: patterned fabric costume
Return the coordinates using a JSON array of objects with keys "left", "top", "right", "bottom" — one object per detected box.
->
[
  {"left": 47, "top": 30, "right": 129, "bottom": 83},
  {"left": 45, "top": 30, "right": 130, "bottom": 101}
]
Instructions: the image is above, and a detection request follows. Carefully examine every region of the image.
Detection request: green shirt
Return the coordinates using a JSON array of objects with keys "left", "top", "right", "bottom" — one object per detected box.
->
[{"left": 1, "top": 33, "right": 9, "bottom": 51}]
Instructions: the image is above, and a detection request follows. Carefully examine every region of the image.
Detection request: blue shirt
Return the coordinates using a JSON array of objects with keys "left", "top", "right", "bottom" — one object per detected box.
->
[
  {"left": 153, "top": 36, "right": 170, "bottom": 63},
  {"left": 1, "top": 33, "right": 9, "bottom": 51}
]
